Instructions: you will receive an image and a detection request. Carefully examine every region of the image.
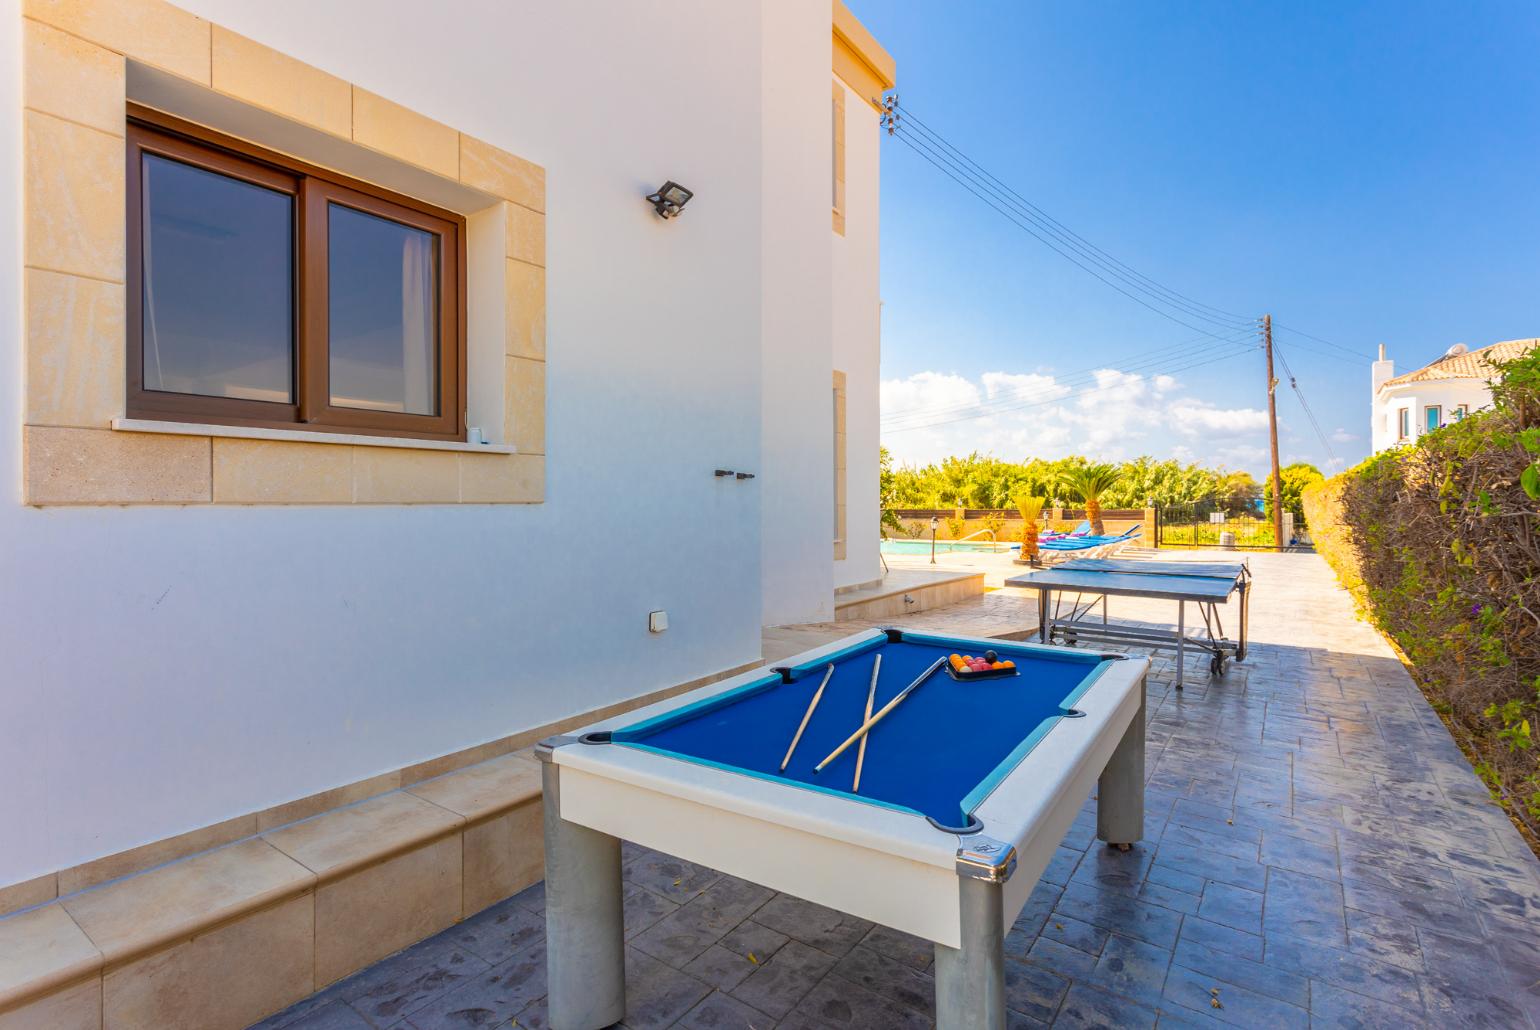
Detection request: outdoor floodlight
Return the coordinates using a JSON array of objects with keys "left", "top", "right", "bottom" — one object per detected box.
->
[{"left": 647, "top": 181, "right": 694, "bottom": 219}]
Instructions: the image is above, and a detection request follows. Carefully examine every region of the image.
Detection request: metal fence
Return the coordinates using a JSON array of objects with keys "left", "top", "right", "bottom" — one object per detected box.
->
[{"left": 1155, "top": 503, "right": 1279, "bottom": 551}]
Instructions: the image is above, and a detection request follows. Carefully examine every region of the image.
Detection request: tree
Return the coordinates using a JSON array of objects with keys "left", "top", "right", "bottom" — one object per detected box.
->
[
  {"left": 1265, "top": 463, "right": 1325, "bottom": 528},
  {"left": 880, "top": 453, "right": 1265, "bottom": 513},
  {"left": 879, "top": 447, "right": 903, "bottom": 535},
  {"left": 1217, "top": 471, "right": 1262, "bottom": 514},
  {"left": 1058, "top": 464, "right": 1123, "bottom": 536}
]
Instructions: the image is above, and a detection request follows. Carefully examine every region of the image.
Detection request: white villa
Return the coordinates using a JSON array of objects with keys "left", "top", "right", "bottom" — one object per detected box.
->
[
  {"left": 1370, "top": 338, "right": 1537, "bottom": 452},
  {"left": 0, "top": 1, "right": 894, "bottom": 1025}
]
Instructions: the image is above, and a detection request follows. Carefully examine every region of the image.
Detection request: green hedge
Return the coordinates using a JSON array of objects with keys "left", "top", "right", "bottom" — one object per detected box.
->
[{"left": 1303, "top": 348, "right": 1540, "bottom": 841}]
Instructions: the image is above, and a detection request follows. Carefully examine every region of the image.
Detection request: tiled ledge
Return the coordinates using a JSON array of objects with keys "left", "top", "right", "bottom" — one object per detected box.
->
[
  {"left": 113, "top": 418, "right": 519, "bottom": 454},
  {"left": 0, "top": 750, "right": 542, "bottom": 1029},
  {"left": 6, "top": 657, "right": 761, "bottom": 914},
  {"left": 0, "top": 657, "right": 759, "bottom": 1028}
]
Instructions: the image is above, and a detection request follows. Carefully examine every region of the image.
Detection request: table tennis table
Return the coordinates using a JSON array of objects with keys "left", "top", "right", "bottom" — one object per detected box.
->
[{"left": 1005, "top": 557, "right": 1250, "bottom": 689}]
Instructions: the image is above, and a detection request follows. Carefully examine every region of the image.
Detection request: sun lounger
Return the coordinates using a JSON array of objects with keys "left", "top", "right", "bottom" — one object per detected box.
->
[{"left": 1040, "top": 526, "right": 1141, "bottom": 551}]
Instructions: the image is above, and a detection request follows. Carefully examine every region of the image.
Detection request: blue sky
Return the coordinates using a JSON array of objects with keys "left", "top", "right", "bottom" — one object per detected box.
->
[{"left": 854, "top": 1, "right": 1540, "bottom": 476}]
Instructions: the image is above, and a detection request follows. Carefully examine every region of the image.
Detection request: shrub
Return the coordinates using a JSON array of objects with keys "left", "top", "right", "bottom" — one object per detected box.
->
[{"left": 1307, "top": 348, "right": 1540, "bottom": 841}]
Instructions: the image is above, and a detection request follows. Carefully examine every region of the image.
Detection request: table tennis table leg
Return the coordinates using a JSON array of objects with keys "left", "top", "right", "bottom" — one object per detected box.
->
[
  {"left": 1038, "top": 586, "right": 1049, "bottom": 643},
  {"left": 1238, "top": 579, "right": 1249, "bottom": 662},
  {"left": 1175, "top": 600, "right": 1185, "bottom": 691}
]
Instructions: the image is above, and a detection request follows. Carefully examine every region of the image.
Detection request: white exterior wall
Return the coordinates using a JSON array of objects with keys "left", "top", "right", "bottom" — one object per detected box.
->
[
  {"left": 832, "top": 78, "right": 883, "bottom": 590},
  {"left": 759, "top": 1, "right": 837, "bottom": 625},
  {"left": 1372, "top": 379, "right": 1492, "bottom": 452},
  {"left": 0, "top": 0, "right": 860, "bottom": 886}
]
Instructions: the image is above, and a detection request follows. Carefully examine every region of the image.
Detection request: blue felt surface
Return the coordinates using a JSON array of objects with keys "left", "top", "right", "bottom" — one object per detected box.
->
[{"left": 611, "top": 636, "right": 1111, "bottom": 827}]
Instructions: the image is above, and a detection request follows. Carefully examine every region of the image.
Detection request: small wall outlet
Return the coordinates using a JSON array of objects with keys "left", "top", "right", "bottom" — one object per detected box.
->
[{"left": 649, "top": 610, "right": 668, "bottom": 633}]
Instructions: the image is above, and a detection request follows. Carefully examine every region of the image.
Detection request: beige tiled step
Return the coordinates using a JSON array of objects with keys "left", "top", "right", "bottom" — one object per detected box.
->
[
  {"left": 833, "top": 568, "right": 985, "bottom": 621},
  {"left": 0, "top": 749, "right": 546, "bottom": 1030}
]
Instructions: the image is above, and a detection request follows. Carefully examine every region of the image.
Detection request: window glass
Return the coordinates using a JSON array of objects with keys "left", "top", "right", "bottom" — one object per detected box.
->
[
  {"left": 1398, "top": 408, "right": 1410, "bottom": 438},
  {"left": 140, "top": 154, "right": 294, "bottom": 401},
  {"left": 327, "top": 204, "right": 439, "bottom": 415},
  {"left": 1424, "top": 406, "right": 1441, "bottom": 432}
]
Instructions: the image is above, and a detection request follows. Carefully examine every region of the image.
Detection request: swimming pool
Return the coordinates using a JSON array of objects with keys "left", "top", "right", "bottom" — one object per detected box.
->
[{"left": 880, "top": 539, "right": 1016, "bottom": 555}]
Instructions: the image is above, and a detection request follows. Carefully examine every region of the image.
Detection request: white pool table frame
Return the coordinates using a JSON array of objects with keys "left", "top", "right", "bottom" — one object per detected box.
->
[{"left": 537, "top": 628, "right": 1148, "bottom": 1030}]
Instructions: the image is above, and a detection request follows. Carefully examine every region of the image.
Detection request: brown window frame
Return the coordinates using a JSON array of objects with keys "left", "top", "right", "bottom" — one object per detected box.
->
[{"left": 126, "top": 106, "right": 467, "bottom": 442}]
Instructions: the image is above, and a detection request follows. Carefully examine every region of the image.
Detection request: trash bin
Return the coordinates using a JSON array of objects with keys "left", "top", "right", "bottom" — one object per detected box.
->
[{"left": 1219, "top": 531, "right": 1236, "bottom": 551}]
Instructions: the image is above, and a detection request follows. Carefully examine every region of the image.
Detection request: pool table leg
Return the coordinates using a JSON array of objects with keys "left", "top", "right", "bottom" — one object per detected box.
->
[
  {"left": 933, "top": 876, "right": 1007, "bottom": 1030},
  {"left": 540, "top": 759, "right": 626, "bottom": 1030},
  {"left": 1097, "top": 679, "right": 1146, "bottom": 848}
]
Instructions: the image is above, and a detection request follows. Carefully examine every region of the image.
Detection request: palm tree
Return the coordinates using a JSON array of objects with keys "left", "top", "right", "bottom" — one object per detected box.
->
[{"left": 1059, "top": 464, "right": 1123, "bottom": 536}]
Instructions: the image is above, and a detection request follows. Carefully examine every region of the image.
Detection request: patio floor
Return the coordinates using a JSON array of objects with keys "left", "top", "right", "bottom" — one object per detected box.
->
[{"left": 253, "top": 551, "right": 1540, "bottom": 1029}]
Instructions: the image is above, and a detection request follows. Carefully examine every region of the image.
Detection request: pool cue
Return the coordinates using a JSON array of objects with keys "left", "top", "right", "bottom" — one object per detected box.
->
[
  {"left": 813, "top": 656, "right": 946, "bottom": 774},
  {"left": 780, "top": 664, "right": 835, "bottom": 772},
  {"left": 852, "top": 654, "right": 880, "bottom": 793}
]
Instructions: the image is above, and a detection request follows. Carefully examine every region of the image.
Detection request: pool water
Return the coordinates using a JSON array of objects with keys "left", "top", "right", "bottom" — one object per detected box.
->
[{"left": 880, "top": 539, "right": 1015, "bottom": 554}]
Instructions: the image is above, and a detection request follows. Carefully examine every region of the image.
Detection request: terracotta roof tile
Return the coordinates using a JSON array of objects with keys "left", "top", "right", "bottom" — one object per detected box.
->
[{"left": 1381, "top": 338, "right": 1537, "bottom": 389}]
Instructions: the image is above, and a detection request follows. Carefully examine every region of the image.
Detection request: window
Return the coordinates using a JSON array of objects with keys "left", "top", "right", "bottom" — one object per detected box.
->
[
  {"left": 127, "top": 110, "right": 465, "bottom": 440},
  {"left": 1424, "top": 405, "right": 1442, "bottom": 433},
  {"left": 1453, "top": 404, "right": 1469, "bottom": 421},
  {"left": 1397, "top": 408, "right": 1410, "bottom": 440}
]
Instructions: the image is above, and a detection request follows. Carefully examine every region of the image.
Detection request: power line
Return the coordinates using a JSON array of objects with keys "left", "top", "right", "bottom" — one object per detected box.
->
[
  {"left": 1272, "top": 340, "right": 1339, "bottom": 464},
  {"left": 1266, "top": 332, "right": 1371, "bottom": 367},
  {"left": 880, "top": 327, "right": 1260, "bottom": 429},
  {"left": 890, "top": 125, "right": 1253, "bottom": 336},
  {"left": 1271, "top": 321, "right": 1369, "bottom": 360},
  {"left": 878, "top": 99, "right": 1355, "bottom": 463},
  {"left": 893, "top": 102, "right": 1258, "bottom": 331},
  {"left": 888, "top": 127, "right": 1258, "bottom": 346}
]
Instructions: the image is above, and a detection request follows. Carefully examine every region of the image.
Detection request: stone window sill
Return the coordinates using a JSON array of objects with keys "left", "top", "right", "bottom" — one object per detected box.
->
[{"left": 112, "top": 418, "right": 517, "bottom": 455}]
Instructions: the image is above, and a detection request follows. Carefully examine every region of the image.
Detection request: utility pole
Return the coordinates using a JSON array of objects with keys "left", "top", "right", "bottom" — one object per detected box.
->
[{"left": 1264, "top": 314, "right": 1284, "bottom": 550}]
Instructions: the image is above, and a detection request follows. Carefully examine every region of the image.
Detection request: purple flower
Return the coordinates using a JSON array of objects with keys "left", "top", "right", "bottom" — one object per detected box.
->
[{"left": 1471, "top": 604, "right": 1483, "bottom": 616}]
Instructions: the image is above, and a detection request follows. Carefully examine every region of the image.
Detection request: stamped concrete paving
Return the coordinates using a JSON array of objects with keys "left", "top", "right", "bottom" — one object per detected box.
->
[{"left": 254, "top": 551, "right": 1540, "bottom": 1029}]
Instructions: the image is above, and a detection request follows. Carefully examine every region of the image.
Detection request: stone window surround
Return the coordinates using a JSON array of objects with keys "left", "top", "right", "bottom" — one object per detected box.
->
[
  {"left": 831, "top": 80, "right": 846, "bottom": 236},
  {"left": 21, "top": 0, "right": 546, "bottom": 505},
  {"left": 833, "top": 368, "right": 847, "bottom": 560}
]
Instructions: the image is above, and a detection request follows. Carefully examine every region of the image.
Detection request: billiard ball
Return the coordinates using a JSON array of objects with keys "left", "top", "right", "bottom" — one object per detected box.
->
[{"left": 984, "top": 650, "right": 998, "bottom": 663}]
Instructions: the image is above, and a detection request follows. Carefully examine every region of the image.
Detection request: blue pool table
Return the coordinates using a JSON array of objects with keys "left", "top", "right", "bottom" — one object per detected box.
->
[{"left": 537, "top": 628, "right": 1150, "bottom": 1030}]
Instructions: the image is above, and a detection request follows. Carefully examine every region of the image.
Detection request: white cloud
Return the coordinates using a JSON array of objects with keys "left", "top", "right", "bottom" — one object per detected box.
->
[
  {"left": 881, "top": 366, "right": 1273, "bottom": 471},
  {"left": 979, "top": 371, "right": 1071, "bottom": 406},
  {"left": 1213, "top": 443, "right": 1270, "bottom": 467},
  {"left": 1168, "top": 403, "right": 1270, "bottom": 435},
  {"left": 880, "top": 371, "right": 979, "bottom": 417},
  {"left": 1330, "top": 427, "right": 1357, "bottom": 443}
]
